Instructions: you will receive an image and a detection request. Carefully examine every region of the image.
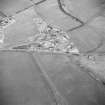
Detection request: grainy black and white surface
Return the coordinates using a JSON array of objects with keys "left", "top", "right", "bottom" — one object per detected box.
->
[{"left": 0, "top": 0, "right": 105, "bottom": 105}]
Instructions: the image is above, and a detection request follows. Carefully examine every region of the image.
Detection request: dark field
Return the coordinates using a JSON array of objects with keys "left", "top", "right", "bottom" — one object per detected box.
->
[{"left": 0, "top": 51, "right": 105, "bottom": 105}]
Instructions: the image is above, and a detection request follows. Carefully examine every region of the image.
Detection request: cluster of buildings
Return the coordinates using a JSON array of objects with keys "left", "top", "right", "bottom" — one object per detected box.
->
[{"left": 29, "top": 17, "right": 80, "bottom": 54}]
